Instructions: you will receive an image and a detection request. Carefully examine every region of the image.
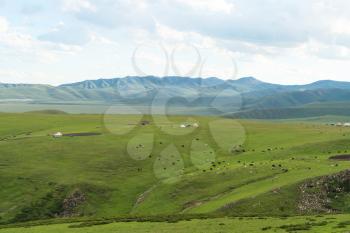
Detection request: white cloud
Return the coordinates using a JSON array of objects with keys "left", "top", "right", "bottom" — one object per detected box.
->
[
  {"left": 154, "top": 22, "right": 219, "bottom": 51},
  {"left": 0, "top": 69, "right": 50, "bottom": 84},
  {"left": 330, "top": 18, "right": 350, "bottom": 35},
  {"left": 38, "top": 26, "right": 91, "bottom": 45},
  {"left": 62, "top": 0, "right": 96, "bottom": 12},
  {"left": 175, "top": 0, "right": 235, "bottom": 14},
  {"left": 0, "top": 16, "right": 8, "bottom": 33},
  {"left": 1, "top": 1, "right": 350, "bottom": 85},
  {"left": 155, "top": 22, "right": 185, "bottom": 42},
  {"left": 305, "top": 39, "right": 350, "bottom": 60},
  {"left": 0, "top": 17, "right": 82, "bottom": 64}
]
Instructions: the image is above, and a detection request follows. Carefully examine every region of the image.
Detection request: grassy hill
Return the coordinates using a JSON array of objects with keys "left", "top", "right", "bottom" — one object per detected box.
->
[
  {"left": 231, "top": 103, "right": 350, "bottom": 119},
  {"left": 1, "top": 113, "right": 350, "bottom": 232}
]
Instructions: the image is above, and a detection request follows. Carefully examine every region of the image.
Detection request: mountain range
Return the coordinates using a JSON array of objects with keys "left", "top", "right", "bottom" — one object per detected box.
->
[{"left": 1, "top": 76, "right": 350, "bottom": 118}]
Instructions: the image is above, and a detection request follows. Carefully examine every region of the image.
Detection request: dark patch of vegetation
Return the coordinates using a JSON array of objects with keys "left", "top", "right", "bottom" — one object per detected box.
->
[
  {"left": 279, "top": 223, "right": 312, "bottom": 232},
  {"left": 9, "top": 183, "right": 111, "bottom": 224},
  {"left": 11, "top": 186, "right": 69, "bottom": 223},
  {"left": 261, "top": 226, "right": 272, "bottom": 231},
  {"left": 278, "top": 221, "right": 328, "bottom": 232},
  {"left": 69, "top": 220, "right": 114, "bottom": 228},
  {"left": 335, "top": 220, "right": 350, "bottom": 228}
]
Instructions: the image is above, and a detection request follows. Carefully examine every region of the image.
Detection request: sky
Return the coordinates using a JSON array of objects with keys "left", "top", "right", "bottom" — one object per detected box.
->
[{"left": 0, "top": 0, "right": 350, "bottom": 85}]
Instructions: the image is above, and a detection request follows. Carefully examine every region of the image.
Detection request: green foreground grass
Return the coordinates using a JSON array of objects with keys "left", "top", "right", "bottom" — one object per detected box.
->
[
  {"left": 0, "top": 112, "right": 350, "bottom": 232},
  {"left": 1, "top": 215, "right": 350, "bottom": 233}
]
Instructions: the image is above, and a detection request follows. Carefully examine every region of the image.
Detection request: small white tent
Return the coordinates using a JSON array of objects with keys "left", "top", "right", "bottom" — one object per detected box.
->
[{"left": 53, "top": 132, "right": 63, "bottom": 138}]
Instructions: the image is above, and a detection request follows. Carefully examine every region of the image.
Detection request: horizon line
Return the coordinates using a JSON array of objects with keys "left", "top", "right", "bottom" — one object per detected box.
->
[{"left": 0, "top": 76, "right": 348, "bottom": 87}]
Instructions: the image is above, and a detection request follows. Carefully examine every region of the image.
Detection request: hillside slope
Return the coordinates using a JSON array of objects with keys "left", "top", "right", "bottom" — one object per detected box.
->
[{"left": 1, "top": 113, "right": 350, "bottom": 224}]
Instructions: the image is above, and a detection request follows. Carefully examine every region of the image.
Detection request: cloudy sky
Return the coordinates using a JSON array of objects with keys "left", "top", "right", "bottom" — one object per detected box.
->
[{"left": 0, "top": 0, "right": 350, "bottom": 85}]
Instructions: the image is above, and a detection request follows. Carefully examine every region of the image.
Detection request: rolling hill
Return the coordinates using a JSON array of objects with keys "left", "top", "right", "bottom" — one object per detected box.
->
[
  {"left": 1, "top": 113, "right": 350, "bottom": 232},
  {"left": 1, "top": 76, "right": 350, "bottom": 118}
]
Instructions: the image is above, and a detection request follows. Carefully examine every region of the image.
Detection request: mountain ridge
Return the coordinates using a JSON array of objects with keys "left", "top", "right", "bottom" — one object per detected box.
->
[
  {"left": 2, "top": 76, "right": 349, "bottom": 88},
  {"left": 58, "top": 76, "right": 350, "bottom": 89},
  {"left": 1, "top": 76, "right": 350, "bottom": 118}
]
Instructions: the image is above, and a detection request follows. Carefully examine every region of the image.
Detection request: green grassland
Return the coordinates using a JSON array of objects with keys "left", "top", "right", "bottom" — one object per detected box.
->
[
  {"left": 2, "top": 214, "right": 350, "bottom": 233},
  {"left": 0, "top": 103, "right": 219, "bottom": 115},
  {"left": 0, "top": 112, "right": 350, "bottom": 232}
]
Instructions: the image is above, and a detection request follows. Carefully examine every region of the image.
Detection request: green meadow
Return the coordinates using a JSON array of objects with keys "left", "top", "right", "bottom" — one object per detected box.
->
[
  {"left": 0, "top": 112, "right": 350, "bottom": 232},
  {"left": 2, "top": 215, "right": 350, "bottom": 233}
]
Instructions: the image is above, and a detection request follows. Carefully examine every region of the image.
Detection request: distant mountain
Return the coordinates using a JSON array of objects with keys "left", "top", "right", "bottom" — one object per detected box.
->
[
  {"left": 59, "top": 76, "right": 225, "bottom": 89},
  {"left": 1, "top": 76, "right": 350, "bottom": 118},
  {"left": 302, "top": 80, "right": 350, "bottom": 90},
  {"left": 245, "top": 88, "right": 350, "bottom": 109}
]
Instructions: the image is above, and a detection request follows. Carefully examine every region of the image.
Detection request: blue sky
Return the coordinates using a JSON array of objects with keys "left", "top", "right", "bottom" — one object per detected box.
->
[{"left": 0, "top": 0, "right": 350, "bottom": 85}]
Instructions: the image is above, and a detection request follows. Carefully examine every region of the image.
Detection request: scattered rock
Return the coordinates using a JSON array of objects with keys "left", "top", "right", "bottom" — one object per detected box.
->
[
  {"left": 298, "top": 170, "right": 350, "bottom": 214},
  {"left": 59, "top": 189, "right": 86, "bottom": 217}
]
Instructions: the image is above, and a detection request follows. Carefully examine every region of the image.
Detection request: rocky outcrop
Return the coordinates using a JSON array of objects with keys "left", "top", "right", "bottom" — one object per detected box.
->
[
  {"left": 59, "top": 189, "right": 86, "bottom": 217},
  {"left": 298, "top": 170, "right": 350, "bottom": 214}
]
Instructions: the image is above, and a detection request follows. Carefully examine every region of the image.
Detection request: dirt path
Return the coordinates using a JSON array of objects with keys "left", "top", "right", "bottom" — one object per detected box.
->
[{"left": 131, "top": 184, "right": 158, "bottom": 212}]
